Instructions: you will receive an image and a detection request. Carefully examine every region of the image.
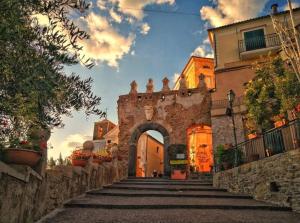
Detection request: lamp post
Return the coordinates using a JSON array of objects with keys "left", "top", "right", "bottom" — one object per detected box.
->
[{"left": 226, "top": 89, "right": 238, "bottom": 166}]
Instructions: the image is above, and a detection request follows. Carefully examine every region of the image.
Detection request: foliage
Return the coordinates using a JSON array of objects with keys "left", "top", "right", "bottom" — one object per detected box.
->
[
  {"left": 215, "top": 144, "right": 225, "bottom": 165},
  {"left": 48, "top": 157, "right": 56, "bottom": 168},
  {"left": 244, "top": 57, "right": 300, "bottom": 132},
  {"left": 0, "top": 0, "right": 104, "bottom": 147},
  {"left": 244, "top": 58, "right": 282, "bottom": 132},
  {"left": 57, "top": 152, "right": 64, "bottom": 165},
  {"left": 216, "top": 144, "right": 243, "bottom": 170}
]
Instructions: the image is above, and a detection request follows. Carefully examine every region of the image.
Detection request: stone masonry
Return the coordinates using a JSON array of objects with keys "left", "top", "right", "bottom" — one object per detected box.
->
[
  {"left": 213, "top": 148, "right": 300, "bottom": 213},
  {"left": 0, "top": 159, "right": 126, "bottom": 223},
  {"left": 117, "top": 77, "right": 212, "bottom": 176}
]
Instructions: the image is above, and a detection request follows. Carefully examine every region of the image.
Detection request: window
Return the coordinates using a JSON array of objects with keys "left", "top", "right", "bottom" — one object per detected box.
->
[
  {"left": 203, "top": 65, "right": 210, "bottom": 69},
  {"left": 244, "top": 28, "right": 266, "bottom": 51},
  {"left": 156, "top": 147, "right": 159, "bottom": 153}
]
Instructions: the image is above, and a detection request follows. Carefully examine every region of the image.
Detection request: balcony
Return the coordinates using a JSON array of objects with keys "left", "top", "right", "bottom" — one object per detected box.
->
[{"left": 238, "top": 33, "right": 281, "bottom": 60}]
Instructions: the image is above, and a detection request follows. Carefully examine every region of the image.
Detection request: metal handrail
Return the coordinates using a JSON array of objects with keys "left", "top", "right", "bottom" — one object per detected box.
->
[
  {"left": 238, "top": 33, "right": 281, "bottom": 53},
  {"left": 236, "top": 118, "right": 300, "bottom": 166}
]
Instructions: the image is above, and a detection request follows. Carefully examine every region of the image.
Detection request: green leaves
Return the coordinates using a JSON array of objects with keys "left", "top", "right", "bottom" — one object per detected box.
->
[
  {"left": 0, "top": 0, "right": 103, "bottom": 146},
  {"left": 245, "top": 57, "right": 300, "bottom": 133}
]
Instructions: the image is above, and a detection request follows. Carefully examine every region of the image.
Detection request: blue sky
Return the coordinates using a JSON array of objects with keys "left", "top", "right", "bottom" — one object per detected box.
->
[{"left": 48, "top": 0, "right": 299, "bottom": 159}]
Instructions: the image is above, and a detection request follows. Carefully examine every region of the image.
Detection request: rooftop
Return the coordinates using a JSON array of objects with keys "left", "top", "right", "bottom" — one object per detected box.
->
[{"left": 208, "top": 7, "right": 300, "bottom": 32}]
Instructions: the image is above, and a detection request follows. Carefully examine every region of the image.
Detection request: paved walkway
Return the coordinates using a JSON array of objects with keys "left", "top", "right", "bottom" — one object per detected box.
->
[{"left": 39, "top": 178, "right": 300, "bottom": 223}]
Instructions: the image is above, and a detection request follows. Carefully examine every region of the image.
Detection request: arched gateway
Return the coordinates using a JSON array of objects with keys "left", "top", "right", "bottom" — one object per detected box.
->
[{"left": 117, "top": 76, "right": 212, "bottom": 177}]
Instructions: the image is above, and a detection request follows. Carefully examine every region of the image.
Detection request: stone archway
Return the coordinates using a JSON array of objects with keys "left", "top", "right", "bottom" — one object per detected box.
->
[
  {"left": 128, "top": 122, "right": 170, "bottom": 177},
  {"left": 117, "top": 76, "right": 212, "bottom": 178}
]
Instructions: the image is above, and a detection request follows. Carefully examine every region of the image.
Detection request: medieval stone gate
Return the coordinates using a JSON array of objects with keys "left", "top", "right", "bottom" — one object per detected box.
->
[{"left": 117, "top": 76, "right": 212, "bottom": 177}]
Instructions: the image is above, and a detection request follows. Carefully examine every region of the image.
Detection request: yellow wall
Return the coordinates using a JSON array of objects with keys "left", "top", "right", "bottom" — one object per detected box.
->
[
  {"left": 187, "top": 125, "right": 213, "bottom": 172},
  {"left": 209, "top": 9, "right": 300, "bottom": 101},
  {"left": 210, "top": 10, "right": 300, "bottom": 71},
  {"left": 136, "top": 133, "right": 164, "bottom": 177},
  {"left": 174, "top": 56, "right": 215, "bottom": 90}
]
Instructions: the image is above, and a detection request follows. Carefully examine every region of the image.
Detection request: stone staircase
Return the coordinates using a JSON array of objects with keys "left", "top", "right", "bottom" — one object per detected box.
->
[{"left": 40, "top": 178, "right": 300, "bottom": 223}]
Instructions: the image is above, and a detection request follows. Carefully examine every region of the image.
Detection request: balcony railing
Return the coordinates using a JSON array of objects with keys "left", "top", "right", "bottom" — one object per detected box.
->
[
  {"left": 216, "top": 119, "right": 300, "bottom": 171},
  {"left": 238, "top": 33, "right": 281, "bottom": 53}
]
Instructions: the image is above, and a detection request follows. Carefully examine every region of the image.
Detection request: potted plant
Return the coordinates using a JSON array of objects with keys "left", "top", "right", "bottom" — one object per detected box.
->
[
  {"left": 273, "top": 115, "right": 286, "bottom": 128},
  {"left": 70, "top": 149, "right": 91, "bottom": 167},
  {"left": 3, "top": 140, "right": 42, "bottom": 168},
  {"left": 1, "top": 125, "right": 51, "bottom": 168},
  {"left": 171, "top": 164, "right": 187, "bottom": 180},
  {"left": 92, "top": 153, "right": 103, "bottom": 165}
]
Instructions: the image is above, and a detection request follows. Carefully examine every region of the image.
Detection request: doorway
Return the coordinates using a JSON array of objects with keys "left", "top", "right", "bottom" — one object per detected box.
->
[{"left": 136, "top": 130, "right": 164, "bottom": 177}]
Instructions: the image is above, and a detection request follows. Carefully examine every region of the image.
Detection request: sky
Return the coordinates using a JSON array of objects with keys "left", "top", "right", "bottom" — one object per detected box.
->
[{"left": 48, "top": 0, "right": 300, "bottom": 159}]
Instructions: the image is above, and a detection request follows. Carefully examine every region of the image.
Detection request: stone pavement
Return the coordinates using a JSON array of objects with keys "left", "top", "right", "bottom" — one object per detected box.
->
[{"left": 38, "top": 178, "right": 300, "bottom": 223}]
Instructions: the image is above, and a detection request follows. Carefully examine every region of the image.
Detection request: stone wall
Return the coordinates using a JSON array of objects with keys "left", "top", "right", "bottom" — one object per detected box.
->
[
  {"left": 0, "top": 159, "right": 127, "bottom": 223},
  {"left": 118, "top": 80, "right": 212, "bottom": 176},
  {"left": 213, "top": 149, "right": 300, "bottom": 212},
  {"left": 211, "top": 112, "right": 246, "bottom": 150}
]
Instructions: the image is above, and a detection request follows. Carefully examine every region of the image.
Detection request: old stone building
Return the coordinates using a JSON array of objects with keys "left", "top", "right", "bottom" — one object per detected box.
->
[{"left": 117, "top": 76, "right": 212, "bottom": 177}]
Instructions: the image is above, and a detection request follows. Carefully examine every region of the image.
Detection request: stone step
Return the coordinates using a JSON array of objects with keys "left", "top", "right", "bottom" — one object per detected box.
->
[
  {"left": 87, "top": 189, "right": 252, "bottom": 199},
  {"left": 64, "top": 195, "right": 291, "bottom": 211},
  {"left": 126, "top": 178, "right": 212, "bottom": 182},
  {"left": 41, "top": 208, "right": 300, "bottom": 223},
  {"left": 103, "top": 185, "right": 226, "bottom": 192},
  {"left": 117, "top": 181, "right": 213, "bottom": 186}
]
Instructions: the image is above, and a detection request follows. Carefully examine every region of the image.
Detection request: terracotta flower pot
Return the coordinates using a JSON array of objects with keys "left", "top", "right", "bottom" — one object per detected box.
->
[
  {"left": 71, "top": 158, "right": 88, "bottom": 167},
  {"left": 3, "top": 148, "right": 42, "bottom": 167},
  {"left": 171, "top": 170, "right": 186, "bottom": 180}
]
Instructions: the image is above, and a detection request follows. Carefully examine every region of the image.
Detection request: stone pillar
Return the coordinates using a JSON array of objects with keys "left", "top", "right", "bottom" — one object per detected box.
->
[
  {"left": 146, "top": 78, "right": 154, "bottom": 93},
  {"left": 179, "top": 74, "right": 187, "bottom": 90},
  {"left": 129, "top": 81, "right": 138, "bottom": 94},
  {"left": 29, "top": 127, "right": 51, "bottom": 177},
  {"left": 162, "top": 77, "right": 170, "bottom": 92},
  {"left": 198, "top": 73, "right": 207, "bottom": 91},
  {"left": 128, "top": 144, "right": 137, "bottom": 177}
]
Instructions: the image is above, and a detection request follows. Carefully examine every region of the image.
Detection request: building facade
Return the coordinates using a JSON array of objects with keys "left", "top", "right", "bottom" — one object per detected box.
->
[
  {"left": 208, "top": 6, "right": 300, "bottom": 149},
  {"left": 136, "top": 133, "right": 164, "bottom": 177}
]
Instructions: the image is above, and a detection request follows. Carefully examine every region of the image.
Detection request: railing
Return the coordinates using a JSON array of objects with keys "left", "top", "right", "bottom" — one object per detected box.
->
[
  {"left": 238, "top": 33, "right": 281, "bottom": 53},
  {"left": 236, "top": 119, "right": 300, "bottom": 165},
  {"left": 212, "top": 96, "right": 244, "bottom": 109}
]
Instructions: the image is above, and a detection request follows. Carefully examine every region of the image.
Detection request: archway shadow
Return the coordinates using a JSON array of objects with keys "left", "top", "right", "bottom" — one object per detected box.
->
[{"left": 128, "top": 122, "right": 170, "bottom": 177}]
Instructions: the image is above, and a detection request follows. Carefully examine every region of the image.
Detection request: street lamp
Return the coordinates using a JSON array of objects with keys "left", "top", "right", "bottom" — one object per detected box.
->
[{"left": 226, "top": 89, "right": 238, "bottom": 166}]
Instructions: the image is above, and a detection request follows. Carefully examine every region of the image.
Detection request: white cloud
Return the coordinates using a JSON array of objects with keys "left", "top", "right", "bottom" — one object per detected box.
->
[
  {"left": 79, "top": 13, "right": 135, "bottom": 67},
  {"left": 109, "top": 8, "right": 122, "bottom": 23},
  {"left": 173, "top": 73, "right": 180, "bottom": 83},
  {"left": 140, "top": 23, "right": 151, "bottom": 35},
  {"left": 48, "top": 134, "right": 91, "bottom": 159},
  {"left": 34, "top": 0, "right": 176, "bottom": 68},
  {"left": 191, "top": 45, "right": 214, "bottom": 58},
  {"left": 107, "top": 0, "right": 175, "bottom": 20},
  {"left": 200, "top": 0, "right": 268, "bottom": 28},
  {"left": 284, "top": 2, "right": 300, "bottom": 10},
  {"left": 203, "top": 37, "right": 210, "bottom": 45}
]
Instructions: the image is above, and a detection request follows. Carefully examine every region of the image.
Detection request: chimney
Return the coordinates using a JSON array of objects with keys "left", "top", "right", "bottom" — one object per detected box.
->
[{"left": 271, "top": 3, "right": 279, "bottom": 14}]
